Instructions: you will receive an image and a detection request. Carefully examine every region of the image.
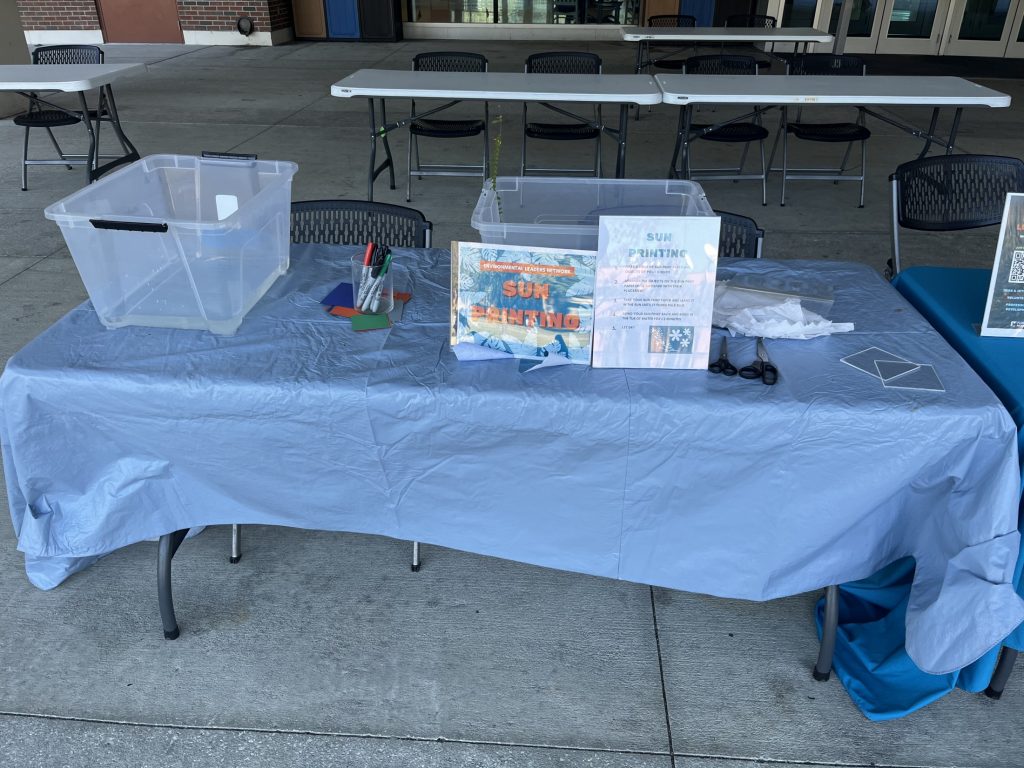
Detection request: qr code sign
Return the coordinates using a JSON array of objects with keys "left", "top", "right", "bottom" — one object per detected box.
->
[{"left": 1010, "top": 250, "right": 1024, "bottom": 283}]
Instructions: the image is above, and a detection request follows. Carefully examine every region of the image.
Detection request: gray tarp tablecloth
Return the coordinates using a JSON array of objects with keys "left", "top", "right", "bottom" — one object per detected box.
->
[{"left": 2, "top": 244, "right": 1022, "bottom": 675}]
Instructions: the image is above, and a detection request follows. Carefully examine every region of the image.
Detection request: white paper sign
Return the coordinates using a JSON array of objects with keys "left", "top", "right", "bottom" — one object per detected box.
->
[
  {"left": 981, "top": 193, "right": 1024, "bottom": 337},
  {"left": 591, "top": 216, "right": 720, "bottom": 369}
]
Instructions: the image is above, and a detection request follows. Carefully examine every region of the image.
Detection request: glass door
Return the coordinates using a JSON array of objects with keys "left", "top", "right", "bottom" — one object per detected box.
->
[
  {"left": 943, "top": 0, "right": 1024, "bottom": 55},
  {"left": 999, "top": 0, "right": 1024, "bottom": 55},
  {"left": 875, "top": 0, "right": 953, "bottom": 52},
  {"left": 819, "top": 0, "right": 951, "bottom": 53},
  {"left": 820, "top": 0, "right": 888, "bottom": 54}
]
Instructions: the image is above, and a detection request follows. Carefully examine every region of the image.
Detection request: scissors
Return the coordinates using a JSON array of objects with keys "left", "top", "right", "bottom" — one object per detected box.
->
[
  {"left": 708, "top": 336, "right": 737, "bottom": 376},
  {"left": 738, "top": 337, "right": 779, "bottom": 385}
]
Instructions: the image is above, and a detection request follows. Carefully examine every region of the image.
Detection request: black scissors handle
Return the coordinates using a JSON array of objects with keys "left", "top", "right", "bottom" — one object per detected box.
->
[
  {"left": 708, "top": 337, "right": 737, "bottom": 376},
  {"left": 738, "top": 360, "right": 763, "bottom": 380},
  {"left": 739, "top": 337, "right": 779, "bottom": 385}
]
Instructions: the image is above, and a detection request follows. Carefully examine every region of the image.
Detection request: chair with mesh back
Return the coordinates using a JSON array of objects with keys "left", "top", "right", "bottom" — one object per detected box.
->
[
  {"left": 716, "top": 210, "right": 765, "bottom": 259},
  {"left": 522, "top": 52, "right": 603, "bottom": 177},
  {"left": 671, "top": 55, "right": 769, "bottom": 205},
  {"left": 640, "top": 15, "right": 698, "bottom": 73},
  {"left": 13, "top": 45, "right": 105, "bottom": 191},
  {"left": 292, "top": 199, "right": 432, "bottom": 571},
  {"left": 724, "top": 14, "right": 777, "bottom": 70},
  {"left": 291, "top": 200, "right": 432, "bottom": 248},
  {"left": 771, "top": 54, "right": 871, "bottom": 208},
  {"left": 888, "top": 154, "right": 1024, "bottom": 278},
  {"left": 226, "top": 200, "right": 432, "bottom": 569},
  {"left": 407, "top": 52, "right": 489, "bottom": 203}
]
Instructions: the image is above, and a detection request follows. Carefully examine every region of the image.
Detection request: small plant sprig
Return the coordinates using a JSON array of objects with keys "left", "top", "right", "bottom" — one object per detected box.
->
[{"left": 489, "top": 112, "right": 503, "bottom": 216}]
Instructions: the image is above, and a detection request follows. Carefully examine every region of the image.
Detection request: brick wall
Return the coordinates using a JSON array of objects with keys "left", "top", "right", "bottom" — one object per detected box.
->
[
  {"left": 177, "top": 1, "right": 293, "bottom": 33},
  {"left": 267, "top": 0, "right": 292, "bottom": 31},
  {"left": 16, "top": 0, "right": 100, "bottom": 30},
  {"left": 15, "top": 1, "right": 294, "bottom": 34}
]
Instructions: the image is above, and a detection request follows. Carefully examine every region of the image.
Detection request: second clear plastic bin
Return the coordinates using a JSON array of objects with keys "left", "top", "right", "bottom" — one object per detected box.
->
[{"left": 471, "top": 177, "right": 715, "bottom": 250}]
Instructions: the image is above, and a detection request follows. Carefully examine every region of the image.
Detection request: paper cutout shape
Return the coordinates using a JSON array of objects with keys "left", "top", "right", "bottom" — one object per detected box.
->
[{"left": 321, "top": 281, "right": 355, "bottom": 308}]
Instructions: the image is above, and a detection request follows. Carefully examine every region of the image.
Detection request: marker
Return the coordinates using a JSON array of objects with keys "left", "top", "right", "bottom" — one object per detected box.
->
[
  {"left": 370, "top": 252, "right": 393, "bottom": 313},
  {"left": 361, "top": 251, "right": 392, "bottom": 313},
  {"left": 355, "top": 242, "right": 376, "bottom": 306}
]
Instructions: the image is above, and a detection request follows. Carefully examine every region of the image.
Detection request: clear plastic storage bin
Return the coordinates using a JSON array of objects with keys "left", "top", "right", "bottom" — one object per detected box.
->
[
  {"left": 44, "top": 154, "right": 299, "bottom": 335},
  {"left": 471, "top": 177, "right": 715, "bottom": 250}
]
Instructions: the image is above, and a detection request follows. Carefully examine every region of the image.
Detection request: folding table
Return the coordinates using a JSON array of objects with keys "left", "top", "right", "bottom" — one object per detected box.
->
[
  {"left": 621, "top": 26, "right": 834, "bottom": 73},
  {"left": 2, "top": 244, "right": 1022, "bottom": 718},
  {"left": 330, "top": 70, "right": 663, "bottom": 200},
  {"left": 0, "top": 63, "right": 144, "bottom": 185},
  {"left": 655, "top": 74, "right": 1012, "bottom": 179}
]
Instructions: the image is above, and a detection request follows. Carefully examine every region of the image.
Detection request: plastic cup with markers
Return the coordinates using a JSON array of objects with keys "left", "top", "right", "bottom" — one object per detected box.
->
[{"left": 352, "top": 245, "right": 394, "bottom": 315}]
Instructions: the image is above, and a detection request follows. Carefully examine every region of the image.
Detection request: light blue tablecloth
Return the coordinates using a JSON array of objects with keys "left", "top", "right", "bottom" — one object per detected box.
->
[{"left": 2, "top": 246, "right": 1022, "bottom": 687}]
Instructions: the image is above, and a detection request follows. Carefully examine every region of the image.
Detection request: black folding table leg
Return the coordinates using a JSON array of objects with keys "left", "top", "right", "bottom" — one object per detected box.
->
[
  {"left": 916, "top": 107, "right": 941, "bottom": 160},
  {"left": 945, "top": 107, "right": 963, "bottom": 154},
  {"left": 615, "top": 103, "right": 630, "bottom": 178},
  {"left": 380, "top": 99, "right": 396, "bottom": 190},
  {"left": 367, "top": 98, "right": 379, "bottom": 201},
  {"left": 814, "top": 584, "right": 839, "bottom": 681},
  {"left": 985, "top": 647, "right": 1018, "bottom": 699},
  {"left": 158, "top": 528, "right": 190, "bottom": 640},
  {"left": 100, "top": 85, "right": 140, "bottom": 165},
  {"left": 78, "top": 91, "right": 97, "bottom": 186}
]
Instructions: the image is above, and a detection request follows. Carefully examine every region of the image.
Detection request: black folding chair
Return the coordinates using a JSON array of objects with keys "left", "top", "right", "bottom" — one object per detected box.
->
[
  {"left": 522, "top": 52, "right": 603, "bottom": 177},
  {"left": 671, "top": 55, "right": 769, "bottom": 206},
  {"left": 407, "top": 52, "right": 489, "bottom": 203},
  {"left": 639, "top": 15, "right": 698, "bottom": 74},
  {"left": 724, "top": 14, "right": 777, "bottom": 70},
  {"left": 13, "top": 45, "right": 110, "bottom": 190},
  {"left": 771, "top": 54, "right": 871, "bottom": 208}
]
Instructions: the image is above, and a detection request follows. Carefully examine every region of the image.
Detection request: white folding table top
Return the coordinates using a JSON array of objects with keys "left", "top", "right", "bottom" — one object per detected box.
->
[
  {"left": 0, "top": 63, "right": 146, "bottom": 92},
  {"left": 331, "top": 69, "right": 663, "bottom": 105},
  {"left": 655, "top": 74, "right": 1012, "bottom": 107},
  {"left": 622, "top": 26, "right": 833, "bottom": 43}
]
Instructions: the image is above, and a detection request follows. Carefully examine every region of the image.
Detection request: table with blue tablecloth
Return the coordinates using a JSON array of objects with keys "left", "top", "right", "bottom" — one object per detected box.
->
[
  {"left": 859, "top": 266, "right": 1024, "bottom": 717},
  {"left": 2, "top": 246, "right": 1022, "bottom": 717}
]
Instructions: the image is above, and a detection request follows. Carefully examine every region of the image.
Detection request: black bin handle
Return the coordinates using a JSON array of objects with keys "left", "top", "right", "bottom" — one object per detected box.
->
[{"left": 89, "top": 219, "right": 169, "bottom": 233}]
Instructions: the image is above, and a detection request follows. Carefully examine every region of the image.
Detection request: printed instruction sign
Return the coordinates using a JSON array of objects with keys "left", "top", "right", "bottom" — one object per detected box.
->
[
  {"left": 982, "top": 193, "right": 1024, "bottom": 337},
  {"left": 591, "top": 216, "right": 720, "bottom": 369}
]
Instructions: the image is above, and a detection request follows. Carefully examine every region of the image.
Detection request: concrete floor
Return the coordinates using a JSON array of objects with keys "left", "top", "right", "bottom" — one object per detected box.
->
[{"left": 1, "top": 40, "right": 1023, "bottom": 768}]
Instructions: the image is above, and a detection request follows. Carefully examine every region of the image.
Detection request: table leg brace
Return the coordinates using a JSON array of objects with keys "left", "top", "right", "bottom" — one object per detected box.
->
[{"left": 158, "top": 528, "right": 190, "bottom": 640}]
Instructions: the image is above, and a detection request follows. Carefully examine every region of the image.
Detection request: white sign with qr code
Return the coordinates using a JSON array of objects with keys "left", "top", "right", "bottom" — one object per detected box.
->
[{"left": 982, "top": 194, "right": 1024, "bottom": 337}]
